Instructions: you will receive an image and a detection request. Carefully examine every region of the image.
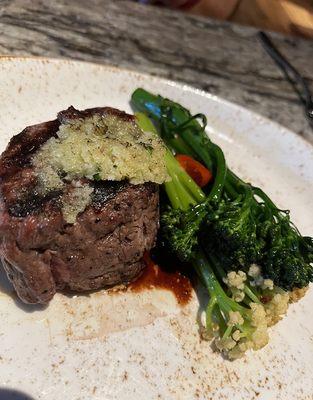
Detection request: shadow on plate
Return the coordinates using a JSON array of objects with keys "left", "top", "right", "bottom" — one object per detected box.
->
[
  {"left": 0, "top": 388, "right": 35, "bottom": 400},
  {"left": 0, "top": 263, "right": 47, "bottom": 313}
]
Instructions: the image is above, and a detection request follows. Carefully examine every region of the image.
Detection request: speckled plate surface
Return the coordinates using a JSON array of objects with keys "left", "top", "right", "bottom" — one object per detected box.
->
[{"left": 0, "top": 57, "right": 312, "bottom": 400}]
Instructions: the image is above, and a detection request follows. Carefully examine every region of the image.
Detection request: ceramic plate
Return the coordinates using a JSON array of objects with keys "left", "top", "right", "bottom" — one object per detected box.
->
[{"left": 0, "top": 57, "right": 312, "bottom": 400}]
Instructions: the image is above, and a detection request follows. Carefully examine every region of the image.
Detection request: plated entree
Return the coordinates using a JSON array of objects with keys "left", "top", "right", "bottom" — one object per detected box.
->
[{"left": 0, "top": 88, "right": 312, "bottom": 359}]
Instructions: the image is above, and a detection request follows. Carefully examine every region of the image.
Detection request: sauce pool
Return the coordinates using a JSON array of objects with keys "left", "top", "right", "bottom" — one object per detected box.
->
[{"left": 128, "top": 252, "right": 193, "bottom": 306}]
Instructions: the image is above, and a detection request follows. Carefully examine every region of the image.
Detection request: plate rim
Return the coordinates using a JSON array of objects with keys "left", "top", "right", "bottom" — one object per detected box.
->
[{"left": 1, "top": 54, "right": 312, "bottom": 154}]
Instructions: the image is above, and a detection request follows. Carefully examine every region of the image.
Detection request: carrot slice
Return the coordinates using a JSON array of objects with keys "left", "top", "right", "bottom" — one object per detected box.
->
[{"left": 175, "top": 154, "right": 212, "bottom": 187}]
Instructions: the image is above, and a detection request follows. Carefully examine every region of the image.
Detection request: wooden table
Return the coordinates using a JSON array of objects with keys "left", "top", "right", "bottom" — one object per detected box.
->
[{"left": 0, "top": 0, "right": 312, "bottom": 142}]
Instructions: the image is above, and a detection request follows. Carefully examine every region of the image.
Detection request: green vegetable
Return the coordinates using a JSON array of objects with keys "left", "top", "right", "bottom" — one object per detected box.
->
[
  {"left": 132, "top": 90, "right": 313, "bottom": 359},
  {"left": 134, "top": 111, "right": 279, "bottom": 360},
  {"left": 132, "top": 88, "right": 313, "bottom": 291},
  {"left": 161, "top": 204, "right": 207, "bottom": 262}
]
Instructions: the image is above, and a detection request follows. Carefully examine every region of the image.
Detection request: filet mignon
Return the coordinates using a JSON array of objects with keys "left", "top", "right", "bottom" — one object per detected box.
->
[{"left": 0, "top": 107, "right": 160, "bottom": 304}]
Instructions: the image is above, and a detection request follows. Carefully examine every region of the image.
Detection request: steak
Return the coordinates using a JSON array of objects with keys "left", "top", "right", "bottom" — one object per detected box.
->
[{"left": 0, "top": 107, "right": 159, "bottom": 304}]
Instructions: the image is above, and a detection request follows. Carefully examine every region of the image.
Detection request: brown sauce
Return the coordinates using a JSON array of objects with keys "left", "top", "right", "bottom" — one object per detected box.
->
[{"left": 128, "top": 253, "right": 193, "bottom": 306}]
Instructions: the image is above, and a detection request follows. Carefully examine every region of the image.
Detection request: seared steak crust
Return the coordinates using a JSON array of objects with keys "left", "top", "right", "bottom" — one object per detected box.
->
[{"left": 0, "top": 107, "right": 159, "bottom": 304}]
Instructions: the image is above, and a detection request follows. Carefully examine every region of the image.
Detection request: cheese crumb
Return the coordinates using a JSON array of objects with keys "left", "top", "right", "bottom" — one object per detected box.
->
[{"left": 61, "top": 184, "right": 94, "bottom": 224}]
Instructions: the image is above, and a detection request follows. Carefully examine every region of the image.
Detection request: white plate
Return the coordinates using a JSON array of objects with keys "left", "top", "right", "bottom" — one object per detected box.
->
[{"left": 0, "top": 57, "right": 312, "bottom": 400}]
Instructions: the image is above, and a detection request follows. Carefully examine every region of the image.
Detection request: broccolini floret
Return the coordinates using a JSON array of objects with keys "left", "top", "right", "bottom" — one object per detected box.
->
[
  {"left": 262, "top": 215, "right": 313, "bottom": 289},
  {"left": 161, "top": 203, "right": 207, "bottom": 262}
]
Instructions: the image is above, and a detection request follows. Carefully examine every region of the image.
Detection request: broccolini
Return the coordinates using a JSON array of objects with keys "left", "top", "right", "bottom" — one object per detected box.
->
[{"left": 132, "top": 89, "right": 312, "bottom": 359}]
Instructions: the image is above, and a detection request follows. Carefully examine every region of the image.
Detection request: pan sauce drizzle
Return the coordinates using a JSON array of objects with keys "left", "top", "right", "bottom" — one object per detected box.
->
[{"left": 128, "top": 253, "right": 192, "bottom": 306}]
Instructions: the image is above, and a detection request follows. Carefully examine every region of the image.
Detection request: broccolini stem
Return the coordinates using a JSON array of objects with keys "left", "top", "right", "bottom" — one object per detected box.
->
[
  {"left": 226, "top": 170, "right": 279, "bottom": 216},
  {"left": 193, "top": 248, "right": 247, "bottom": 315},
  {"left": 164, "top": 179, "right": 183, "bottom": 210},
  {"left": 170, "top": 172, "right": 196, "bottom": 210},
  {"left": 215, "top": 307, "right": 227, "bottom": 333},
  {"left": 167, "top": 135, "right": 198, "bottom": 159},
  {"left": 207, "top": 143, "right": 227, "bottom": 203},
  {"left": 134, "top": 110, "right": 157, "bottom": 134},
  {"left": 222, "top": 325, "right": 233, "bottom": 339},
  {"left": 244, "top": 285, "right": 261, "bottom": 304},
  {"left": 136, "top": 112, "right": 205, "bottom": 207},
  {"left": 179, "top": 132, "right": 214, "bottom": 172},
  {"left": 167, "top": 156, "right": 205, "bottom": 203},
  {"left": 252, "top": 187, "right": 279, "bottom": 212},
  {"left": 209, "top": 254, "right": 226, "bottom": 282},
  {"left": 237, "top": 322, "right": 255, "bottom": 338},
  {"left": 135, "top": 111, "right": 191, "bottom": 209},
  {"left": 225, "top": 169, "right": 249, "bottom": 196},
  {"left": 205, "top": 294, "right": 218, "bottom": 333},
  {"left": 132, "top": 89, "right": 162, "bottom": 119},
  {"left": 224, "top": 177, "right": 240, "bottom": 200}
]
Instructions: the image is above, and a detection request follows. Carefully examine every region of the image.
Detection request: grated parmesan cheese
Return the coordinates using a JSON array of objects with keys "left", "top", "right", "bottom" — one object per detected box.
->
[
  {"left": 61, "top": 184, "right": 94, "bottom": 224},
  {"left": 32, "top": 114, "right": 169, "bottom": 188},
  {"left": 31, "top": 112, "right": 169, "bottom": 224}
]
